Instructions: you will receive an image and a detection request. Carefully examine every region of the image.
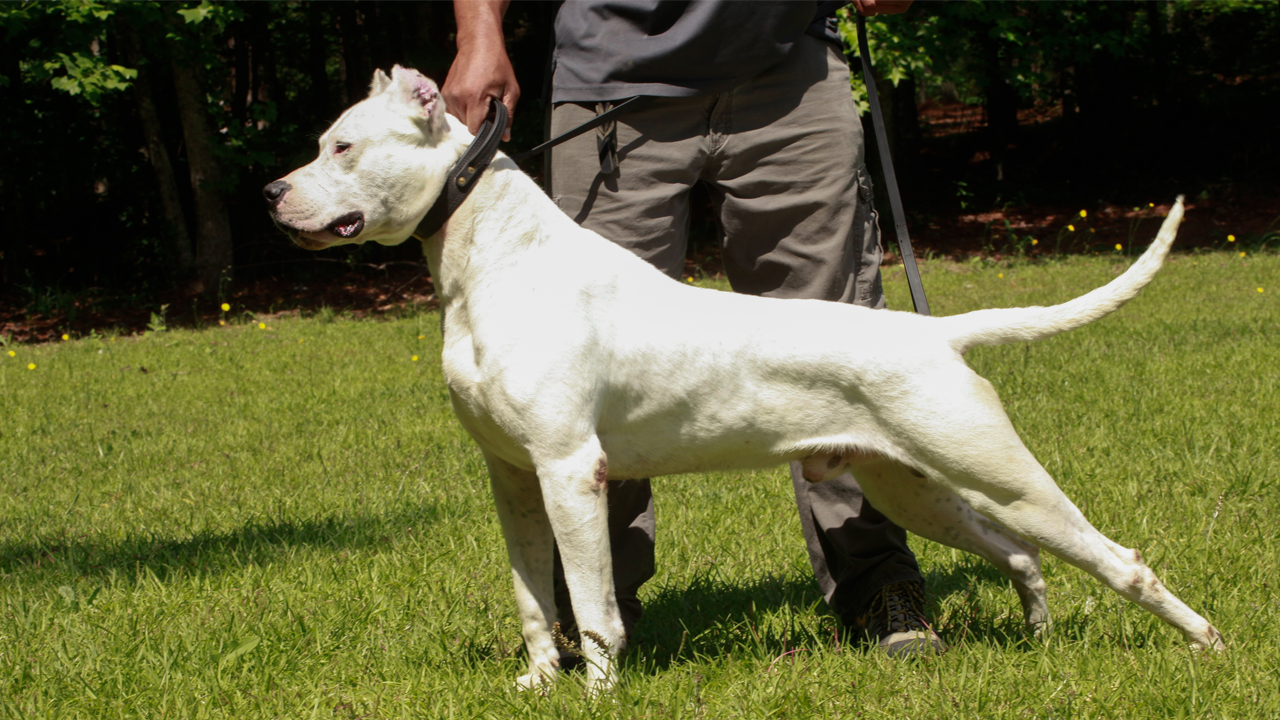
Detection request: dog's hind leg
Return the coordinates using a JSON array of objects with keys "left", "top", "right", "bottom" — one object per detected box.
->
[
  {"left": 484, "top": 452, "right": 562, "bottom": 689},
  {"left": 888, "top": 369, "right": 1224, "bottom": 650},
  {"left": 534, "top": 438, "right": 626, "bottom": 693},
  {"left": 851, "top": 460, "right": 1050, "bottom": 633},
  {"left": 970, "top": 474, "right": 1222, "bottom": 650}
]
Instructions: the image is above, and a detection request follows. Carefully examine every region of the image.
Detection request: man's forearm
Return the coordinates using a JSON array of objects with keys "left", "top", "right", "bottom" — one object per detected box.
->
[
  {"left": 454, "top": 0, "right": 509, "bottom": 54},
  {"left": 445, "top": 0, "right": 518, "bottom": 138}
]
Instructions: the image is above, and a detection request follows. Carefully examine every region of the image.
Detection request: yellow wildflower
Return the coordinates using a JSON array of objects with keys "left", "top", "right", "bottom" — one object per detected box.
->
[
  {"left": 1239, "top": 251, "right": 1246, "bottom": 258},
  {"left": 1227, "top": 235, "right": 1235, "bottom": 242},
  {"left": 417, "top": 335, "right": 425, "bottom": 340},
  {"left": 27, "top": 363, "right": 35, "bottom": 370},
  {"left": 1031, "top": 239, "right": 1038, "bottom": 246},
  {"left": 1258, "top": 288, "right": 1265, "bottom": 293},
  {"left": 7, "top": 350, "right": 14, "bottom": 357},
  {"left": 412, "top": 355, "right": 419, "bottom": 362},
  {"left": 1148, "top": 203, "right": 1155, "bottom": 207},
  {"left": 220, "top": 303, "right": 231, "bottom": 311},
  {"left": 61, "top": 334, "right": 69, "bottom": 341},
  {"left": 1079, "top": 209, "right": 1088, "bottom": 218},
  {"left": 1115, "top": 244, "right": 1123, "bottom": 251},
  {"left": 998, "top": 273, "right": 1004, "bottom": 279},
  {"left": 1068, "top": 225, "right": 1075, "bottom": 232},
  {"left": 219, "top": 320, "right": 226, "bottom": 326},
  {"left": 258, "top": 322, "right": 266, "bottom": 329}
]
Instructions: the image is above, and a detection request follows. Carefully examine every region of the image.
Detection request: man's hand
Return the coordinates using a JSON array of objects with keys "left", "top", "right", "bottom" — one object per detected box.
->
[
  {"left": 853, "top": 0, "right": 913, "bottom": 17},
  {"left": 443, "top": 0, "right": 518, "bottom": 141}
]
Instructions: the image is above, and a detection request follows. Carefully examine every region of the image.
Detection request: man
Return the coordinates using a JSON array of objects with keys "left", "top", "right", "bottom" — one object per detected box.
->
[{"left": 443, "top": 0, "right": 942, "bottom": 657}]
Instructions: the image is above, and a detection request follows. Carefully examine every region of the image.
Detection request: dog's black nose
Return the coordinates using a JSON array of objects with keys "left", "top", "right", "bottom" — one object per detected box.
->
[{"left": 263, "top": 180, "right": 292, "bottom": 206}]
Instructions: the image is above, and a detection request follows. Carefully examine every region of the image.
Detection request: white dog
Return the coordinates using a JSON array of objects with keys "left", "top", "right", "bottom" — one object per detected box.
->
[{"left": 266, "top": 67, "right": 1223, "bottom": 691}]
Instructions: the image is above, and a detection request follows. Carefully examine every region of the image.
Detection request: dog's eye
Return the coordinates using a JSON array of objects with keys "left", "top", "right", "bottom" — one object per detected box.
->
[{"left": 334, "top": 142, "right": 352, "bottom": 155}]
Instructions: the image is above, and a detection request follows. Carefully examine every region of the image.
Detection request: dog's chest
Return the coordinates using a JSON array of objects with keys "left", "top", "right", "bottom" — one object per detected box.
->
[{"left": 437, "top": 318, "right": 535, "bottom": 464}]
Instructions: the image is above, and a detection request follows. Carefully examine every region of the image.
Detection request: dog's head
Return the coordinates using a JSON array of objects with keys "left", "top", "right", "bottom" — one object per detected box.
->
[{"left": 264, "top": 66, "right": 461, "bottom": 250}]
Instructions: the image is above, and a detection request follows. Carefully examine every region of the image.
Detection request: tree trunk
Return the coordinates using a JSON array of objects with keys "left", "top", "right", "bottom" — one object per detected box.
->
[
  {"left": 976, "top": 25, "right": 1019, "bottom": 181},
  {"left": 890, "top": 74, "right": 921, "bottom": 170},
  {"left": 250, "top": 3, "right": 275, "bottom": 129},
  {"left": 0, "top": 37, "right": 19, "bottom": 286},
  {"left": 1146, "top": 0, "right": 1167, "bottom": 110},
  {"left": 117, "top": 19, "right": 195, "bottom": 281},
  {"left": 231, "top": 21, "right": 249, "bottom": 124},
  {"left": 336, "top": 2, "right": 370, "bottom": 106},
  {"left": 306, "top": 2, "right": 333, "bottom": 122},
  {"left": 169, "top": 35, "right": 234, "bottom": 293}
]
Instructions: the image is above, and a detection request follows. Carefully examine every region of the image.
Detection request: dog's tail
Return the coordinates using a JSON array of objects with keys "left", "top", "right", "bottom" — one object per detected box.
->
[{"left": 943, "top": 196, "right": 1185, "bottom": 356}]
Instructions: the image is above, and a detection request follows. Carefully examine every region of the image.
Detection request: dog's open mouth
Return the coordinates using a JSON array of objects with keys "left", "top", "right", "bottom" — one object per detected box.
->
[{"left": 328, "top": 211, "right": 365, "bottom": 239}]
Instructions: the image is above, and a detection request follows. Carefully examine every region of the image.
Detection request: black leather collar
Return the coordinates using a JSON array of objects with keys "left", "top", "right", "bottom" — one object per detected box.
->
[{"left": 416, "top": 99, "right": 509, "bottom": 239}]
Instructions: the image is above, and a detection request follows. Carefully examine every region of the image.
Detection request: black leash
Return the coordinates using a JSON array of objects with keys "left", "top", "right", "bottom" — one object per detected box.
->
[
  {"left": 415, "top": 96, "right": 638, "bottom": 238},
  {"left": 511, "top": 96, "right": 645, "bottom": 165},
  {"left": 852, "top": 13, "right": 930, "bottom": 315}
]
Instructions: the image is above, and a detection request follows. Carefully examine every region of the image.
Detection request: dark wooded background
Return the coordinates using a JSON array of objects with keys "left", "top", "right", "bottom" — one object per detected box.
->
[{"left": 2, "top": 1, "right": 1276, "bottom": 327}]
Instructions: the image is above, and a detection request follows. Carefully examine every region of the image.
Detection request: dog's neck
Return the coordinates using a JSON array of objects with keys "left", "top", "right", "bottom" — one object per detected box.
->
[{"left": 419, "top": 159, "right": 569, "bottom": 317}]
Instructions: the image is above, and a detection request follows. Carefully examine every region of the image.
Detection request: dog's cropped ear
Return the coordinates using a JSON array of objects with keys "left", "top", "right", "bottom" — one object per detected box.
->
[
  {"left": 388, "top": 65, "right": 448, "bottom": 136},
  {"left": 369, "top": 69, "right": 392, "bottom": 97}
]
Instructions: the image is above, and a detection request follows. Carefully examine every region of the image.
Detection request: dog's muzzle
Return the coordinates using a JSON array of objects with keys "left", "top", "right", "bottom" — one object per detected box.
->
[{"left": 263, "top": 178, "right": 364, "bottom": 248}]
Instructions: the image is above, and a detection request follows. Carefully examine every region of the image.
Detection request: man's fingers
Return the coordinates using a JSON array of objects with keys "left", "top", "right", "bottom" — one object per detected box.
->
[{"left": 501, "top": 90, "right": 518, "bottom": 141}]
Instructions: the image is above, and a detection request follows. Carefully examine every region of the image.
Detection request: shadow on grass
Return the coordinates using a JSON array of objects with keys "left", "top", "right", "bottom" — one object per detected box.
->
[
  {"left": 631, "top": 570, "right": 826, "bottom": 671},
  {"left": 0, "top": 503, "right": 441, "bottom": 584},
  {"left": 922, "top": 558, "right": 1050, "bottom": 651},
  {"left": 627, "top": 558, "right": 1040, "bottom": 671}
]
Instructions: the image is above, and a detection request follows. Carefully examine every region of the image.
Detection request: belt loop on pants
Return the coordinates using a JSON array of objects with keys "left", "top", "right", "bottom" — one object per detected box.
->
[{"left": 595, "top": 101, "right": 619, "bottom": 176}]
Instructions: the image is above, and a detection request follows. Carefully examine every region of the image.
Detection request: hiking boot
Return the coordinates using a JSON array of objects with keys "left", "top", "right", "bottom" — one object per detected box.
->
[{"left": 849, "top": 580, "right": 945, "bottom": 657}]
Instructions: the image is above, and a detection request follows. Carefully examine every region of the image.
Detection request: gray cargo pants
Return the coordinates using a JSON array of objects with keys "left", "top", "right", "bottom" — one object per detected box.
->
[{"left": 548, "top": 34, "right": 923, "bottom": 637}]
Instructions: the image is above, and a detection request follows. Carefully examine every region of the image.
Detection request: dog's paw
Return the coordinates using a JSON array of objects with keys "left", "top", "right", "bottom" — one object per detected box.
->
[
  {"left": 1189, "top": 624, "right": 1226, "bottom": 653},
  {"left": 515, "top": 672, "right": 552, "bottom": 693},
  {"left": 583, "top": 673, "right": 619, "bottom": 699},
  {"left": 1025, "top": 614, "right": 1053, "bottom": 639}
]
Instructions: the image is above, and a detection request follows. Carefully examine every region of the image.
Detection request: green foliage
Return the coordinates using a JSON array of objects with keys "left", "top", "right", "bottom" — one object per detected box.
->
[
  {"left": 844, "top": 1, "right": 1280, "bottom": 108},
  {"left": 3, "top": 1, "right": 135, "bottom": 105},
  {"left": 42, "top": 52, "right": 135, "bottom": 104},
  {"left": 0, "top": 0, "right": 1277, "bottom": 298},
  {"left": 1, "top": 0, "right": 465, "bottom": 294}
]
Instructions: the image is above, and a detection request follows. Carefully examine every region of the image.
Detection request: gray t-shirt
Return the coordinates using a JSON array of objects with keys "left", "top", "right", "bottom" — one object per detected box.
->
[{"left": 551, "top": 1, "right": 840, "bottom": 103}]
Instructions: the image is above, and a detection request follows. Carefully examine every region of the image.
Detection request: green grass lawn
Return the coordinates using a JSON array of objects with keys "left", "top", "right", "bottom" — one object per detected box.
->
[{"left": 2, "top": 250, "right": 1277, "bottom": 718}]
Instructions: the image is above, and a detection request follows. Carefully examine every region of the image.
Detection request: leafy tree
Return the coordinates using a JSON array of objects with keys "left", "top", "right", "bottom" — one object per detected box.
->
[{"left": 0, "top": 1, "right": 1275, "bottom": 308}]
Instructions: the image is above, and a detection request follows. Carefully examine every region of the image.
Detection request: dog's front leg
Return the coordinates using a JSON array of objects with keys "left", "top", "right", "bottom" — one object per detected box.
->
[
  {"left": 485, "top": 451, "right": 561, "bottom": 689},
  {"left": 536, "top": 439, "right": 625, "bottom": 694}
]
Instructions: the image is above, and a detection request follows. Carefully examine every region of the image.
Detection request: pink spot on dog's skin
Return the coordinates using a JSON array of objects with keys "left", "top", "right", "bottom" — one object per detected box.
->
[
  {"left": 594, "top": 456, "right": 608, "bottom": 488},
  {"left": 413, "top": 84, "right": 438, "bottom": 115}
]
